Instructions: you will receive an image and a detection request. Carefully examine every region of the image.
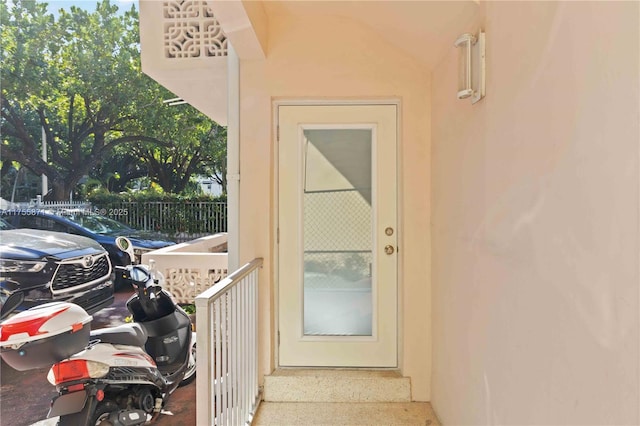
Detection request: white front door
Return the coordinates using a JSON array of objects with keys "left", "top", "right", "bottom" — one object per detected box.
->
[{"left": 277, "top": 104, "right": 398, "bottom": 367}]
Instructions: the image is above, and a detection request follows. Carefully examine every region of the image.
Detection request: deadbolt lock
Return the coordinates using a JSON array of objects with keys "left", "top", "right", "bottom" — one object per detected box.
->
[{"left": 385, "top": 227, "right": 394, "bottom": 236}]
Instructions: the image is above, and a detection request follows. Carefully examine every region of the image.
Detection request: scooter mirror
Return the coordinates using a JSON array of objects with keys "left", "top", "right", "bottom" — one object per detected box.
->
[
  {"left": 116, "top": 237, "right": 130, "bottom": 251},
  {"left": 129, "top": 266, "right": 151, "bottom": 286},
  {"left": 115, "top": 237, "right": 136, "bottom": 265},
  {"left": 1, "top": 291, "right": 24, "bottom": 320}
]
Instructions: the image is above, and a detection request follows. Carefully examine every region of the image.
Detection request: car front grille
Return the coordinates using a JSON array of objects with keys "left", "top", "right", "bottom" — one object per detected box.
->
[{"left": 51, "top": 254, "right": 111, "bottom": 292}]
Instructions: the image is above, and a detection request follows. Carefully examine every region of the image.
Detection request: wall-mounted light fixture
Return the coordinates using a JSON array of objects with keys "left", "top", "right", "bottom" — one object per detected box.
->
[{"left": 454, "top": 30, "right": 485, "bottom": 104}]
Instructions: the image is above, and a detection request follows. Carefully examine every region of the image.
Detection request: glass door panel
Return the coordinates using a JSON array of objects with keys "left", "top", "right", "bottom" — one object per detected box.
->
[{"left": 302, "top": 129, "right": 373, "bottom": 336}]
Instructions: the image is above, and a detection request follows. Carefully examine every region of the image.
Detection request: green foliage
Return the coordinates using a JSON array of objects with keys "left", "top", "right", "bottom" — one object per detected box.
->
[
  {"left": 133, "top": 118, "right": 227, "bottom": 194},
  {"left": 1, "top": 0, "right": 227, "bottom": 201},
  {"left": 88, "top": 191, "right": 226, "bottom": 205},
  {"left": 91, "top": 147, "right": 149, "bottom": 193},
  {"left": 0, "top": 163, "right": 40, "bottom": 201},
  {"left": 181, "top": 304, "right": 196, "bottom": 315},
  {"left": 1, "top": 0, "right": 151, "bottom": 200},
  {"left": 87, "top": 191, "right": 227, "bottom": 238}
]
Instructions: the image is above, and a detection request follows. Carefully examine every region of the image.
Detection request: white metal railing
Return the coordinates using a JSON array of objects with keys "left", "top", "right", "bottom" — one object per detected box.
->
[{"left": 195, "top": 258, "right": 263, "bottom": 425}]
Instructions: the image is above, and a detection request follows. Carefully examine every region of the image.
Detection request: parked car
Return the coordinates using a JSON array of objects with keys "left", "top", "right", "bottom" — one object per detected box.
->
[
  {"left": 1, "top": 209, "right": 175, "bottom": 269},
  {"left": 0, "top": 227, "right": 114, "bottom": 314},
  {"left": 0, "top": 217, "right": 12, "bottom": 231}
]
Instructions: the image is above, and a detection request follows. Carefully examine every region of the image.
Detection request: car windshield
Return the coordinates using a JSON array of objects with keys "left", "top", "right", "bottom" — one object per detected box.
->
[{"left": 60, "top": 212, "right": 131, "bottom": 235}]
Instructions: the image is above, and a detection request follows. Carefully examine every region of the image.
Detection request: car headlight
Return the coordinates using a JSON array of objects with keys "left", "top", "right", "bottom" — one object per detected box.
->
[{"left": 0, "top": 259, "right": 47, "bottom": 273}]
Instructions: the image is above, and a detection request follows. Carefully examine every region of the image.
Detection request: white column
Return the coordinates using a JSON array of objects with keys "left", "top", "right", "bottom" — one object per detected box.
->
[{"left": 227, "top": 43, "right": 240, "bottom": 271}]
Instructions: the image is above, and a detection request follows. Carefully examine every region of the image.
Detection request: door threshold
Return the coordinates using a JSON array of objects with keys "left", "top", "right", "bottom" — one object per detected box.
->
[{"left": 264, "top": 368, "right": 411, "bottom": 402}]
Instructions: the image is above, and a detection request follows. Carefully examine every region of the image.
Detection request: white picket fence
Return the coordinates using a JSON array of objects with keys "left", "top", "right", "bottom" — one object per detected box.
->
[{"left": 12, "top": 198, "right": 90, "bottom": 210}]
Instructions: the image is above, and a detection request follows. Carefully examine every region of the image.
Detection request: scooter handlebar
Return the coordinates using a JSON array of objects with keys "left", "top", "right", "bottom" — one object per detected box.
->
[{"left": 115, "top": 265, "right": 154, "bottom": 289}]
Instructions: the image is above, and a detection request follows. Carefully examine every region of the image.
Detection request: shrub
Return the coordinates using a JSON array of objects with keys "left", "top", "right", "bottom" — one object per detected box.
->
[
  {"left": 88, "top": 191, "right": 226, "bottom": 204},
  {"left": 88, "top": 191, "right": 227, "bottom": 238}
]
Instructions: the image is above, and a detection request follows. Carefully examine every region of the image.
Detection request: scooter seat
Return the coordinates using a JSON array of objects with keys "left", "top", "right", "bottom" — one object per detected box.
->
[{"left": 90, "top": 323, "right": 147, "bottom": 347}]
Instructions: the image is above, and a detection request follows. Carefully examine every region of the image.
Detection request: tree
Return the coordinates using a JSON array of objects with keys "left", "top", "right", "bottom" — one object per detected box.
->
[
  {"left": 133, "top": 109, "right": 227, "bottom": 194},
  {"left": 0, "top": 0, "right": 164, "bottom": 200},
  {"left": 91, "top": 147, "right": 149, "bottom": 193},
  {"left": 204, "top": 124, "right": 228, "bottom": 194}
]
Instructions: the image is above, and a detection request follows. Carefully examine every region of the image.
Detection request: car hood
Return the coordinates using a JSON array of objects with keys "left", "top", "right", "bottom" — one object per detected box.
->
[
  {"left": 113, "top": 231, "right": 175, "bottom": 249},
  {"left": 0, "top": 229, "right": 105, "bottom": 260}
]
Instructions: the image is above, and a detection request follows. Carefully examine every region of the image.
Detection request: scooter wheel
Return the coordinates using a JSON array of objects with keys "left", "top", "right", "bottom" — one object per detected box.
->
[{"left": 179, "top": 341, "right": 197, "bottom": 387}]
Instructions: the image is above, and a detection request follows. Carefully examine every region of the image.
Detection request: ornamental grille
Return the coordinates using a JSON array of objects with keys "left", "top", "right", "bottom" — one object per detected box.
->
[
  {"left": 163, "top": 0, "right": 227, "bottom": 59},
  {"left": 164, "top": 267, "right": 227, "bottom": 304},
  {"left": 52, "top": 254, "right": 111, "bottom": 291}
]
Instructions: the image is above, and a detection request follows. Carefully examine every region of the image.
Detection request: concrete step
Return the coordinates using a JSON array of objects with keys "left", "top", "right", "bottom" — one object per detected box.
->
[
  {"left": 263, "top": 369, "right": 412, "bottom": 403},
  {"left": 253, "top": 402, "right": 440, "bottom": 425}
]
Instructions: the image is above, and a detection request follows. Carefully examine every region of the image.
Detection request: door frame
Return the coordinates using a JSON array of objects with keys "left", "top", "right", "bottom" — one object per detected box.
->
[{"left": 272, "top": 99, "right": 403, "bottom": 368}]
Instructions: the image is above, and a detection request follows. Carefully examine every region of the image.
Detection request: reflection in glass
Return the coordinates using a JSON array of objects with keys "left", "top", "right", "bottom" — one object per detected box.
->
[{"left": 302, "top": 129, "right": 373, "bottom": 336}]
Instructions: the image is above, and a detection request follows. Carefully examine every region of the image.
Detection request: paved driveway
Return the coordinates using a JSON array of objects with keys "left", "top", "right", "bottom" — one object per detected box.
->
[{"left": 0, "top": 287, "right": 196, "bottom": 426}]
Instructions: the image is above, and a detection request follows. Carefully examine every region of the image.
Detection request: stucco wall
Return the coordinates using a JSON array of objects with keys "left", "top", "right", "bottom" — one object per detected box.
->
[
  {"left": 431, "top": 2, "right": 639, "bottom": 424},
  {"left": 139, "top": 0, "right": 229, "bottom": 125},
  {"left": 238, "top": 13, "right": 432, "bottom": 400}
]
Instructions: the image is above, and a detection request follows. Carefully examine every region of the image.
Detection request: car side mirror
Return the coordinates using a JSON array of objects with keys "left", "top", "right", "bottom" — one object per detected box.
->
[
  {"left": 1, "top": 291, "right": 24, "bottom": 320},
  {"left": 115, "top": 236, "right": 135, "bottom": 265}
]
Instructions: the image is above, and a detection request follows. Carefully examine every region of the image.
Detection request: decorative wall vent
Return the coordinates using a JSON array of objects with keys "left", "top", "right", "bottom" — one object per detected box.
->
[
  {"left": 165, "top": 267, "right": 228, "bottom": 303},
  {"left": 163, "top": 0, "right": 228, "bottom": 59}
]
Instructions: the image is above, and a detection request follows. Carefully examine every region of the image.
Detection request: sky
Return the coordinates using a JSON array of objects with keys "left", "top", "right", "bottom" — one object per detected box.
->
[
  {"left": 6, "top": 0, "right": 138, "bottom": 15},
  {"left": 43, "top": 0, "right": 138, "bottom": 15}
]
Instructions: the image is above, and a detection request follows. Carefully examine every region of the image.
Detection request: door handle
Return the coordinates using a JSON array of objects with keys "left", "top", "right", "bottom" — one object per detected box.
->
[{"left": 384, "top": 245, "right": 395, "bottom": 255}]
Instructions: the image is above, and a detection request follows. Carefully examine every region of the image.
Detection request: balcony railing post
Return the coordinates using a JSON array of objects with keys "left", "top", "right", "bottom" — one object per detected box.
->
[{"left": 215, "top": 297, "right": 222, "bottom": 422}]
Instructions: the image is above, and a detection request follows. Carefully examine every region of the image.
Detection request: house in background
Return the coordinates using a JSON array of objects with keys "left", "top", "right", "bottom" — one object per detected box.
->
[
  {"left": 196, "top": 175, "right": 224, "bottom": 196},
  {"left": 139, "top": 1, "right": 639, "bottom": 424}
]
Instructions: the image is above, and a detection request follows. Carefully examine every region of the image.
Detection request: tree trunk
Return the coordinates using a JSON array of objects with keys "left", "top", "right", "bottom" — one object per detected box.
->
[{"left": 47, "top": 181, "right": 72, "bottom": 201}]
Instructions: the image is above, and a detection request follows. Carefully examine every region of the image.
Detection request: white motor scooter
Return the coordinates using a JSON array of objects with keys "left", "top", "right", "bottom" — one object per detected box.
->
[{"left": 0, "top": 237, "right": 196, "bottom": 426}]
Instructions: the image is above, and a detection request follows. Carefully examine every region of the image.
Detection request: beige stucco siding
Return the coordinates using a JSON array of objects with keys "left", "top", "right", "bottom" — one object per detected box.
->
[
  {"left": 431, "top": 1, "right": 639, "bottom": 424},
  {"left": 238, "top": 13, "right": 432, "bottom": 400}
]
